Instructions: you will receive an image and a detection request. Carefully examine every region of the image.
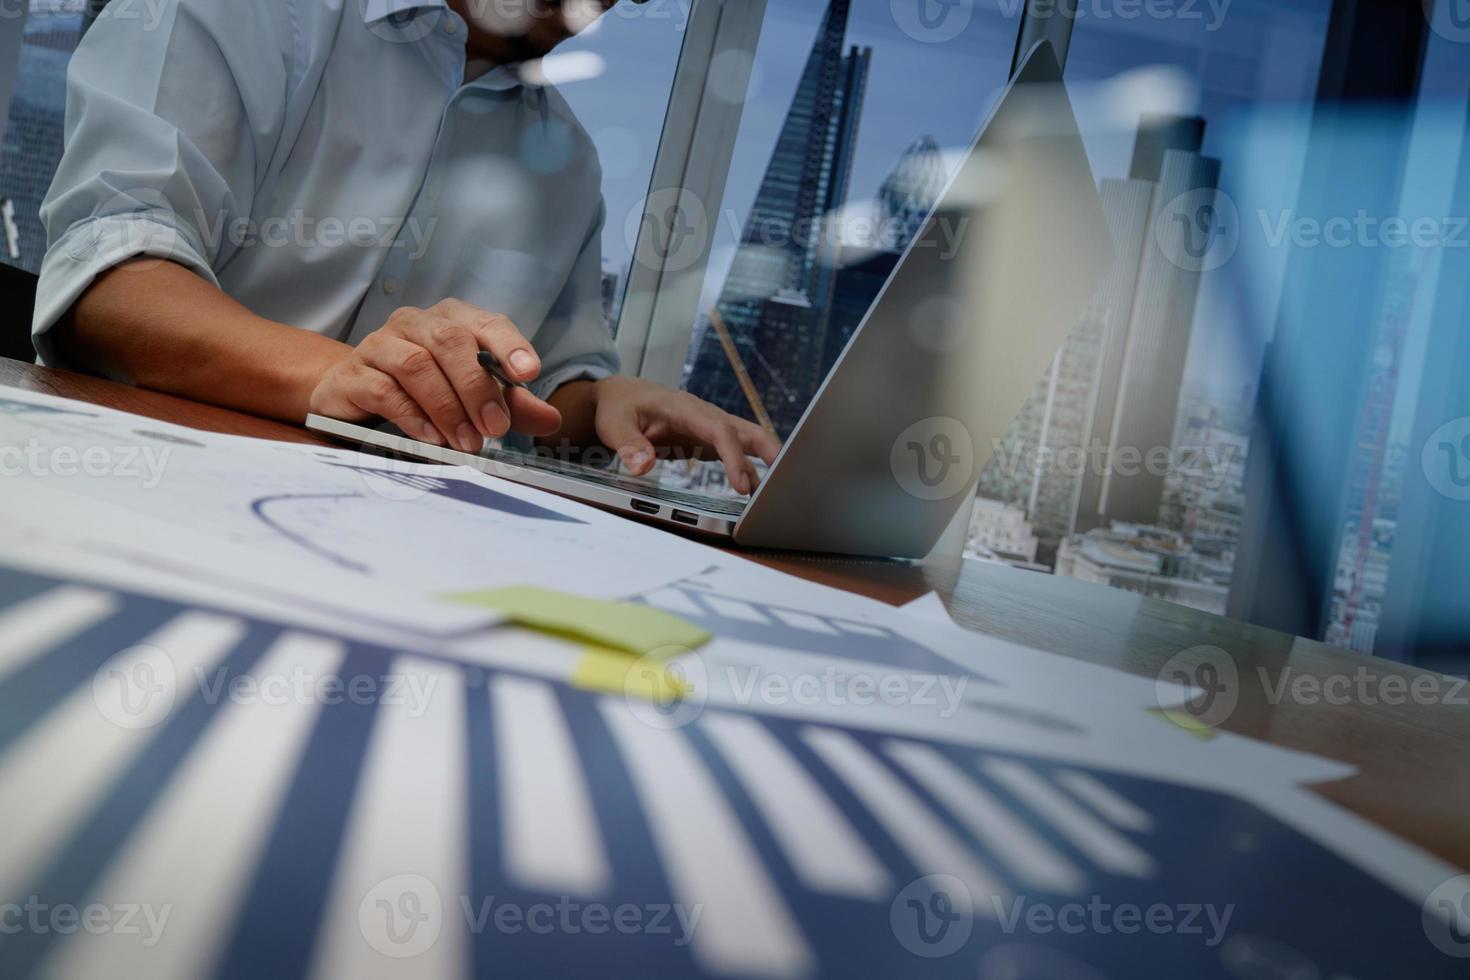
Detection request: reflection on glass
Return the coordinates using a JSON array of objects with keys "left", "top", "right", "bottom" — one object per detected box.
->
[
  {"left": 970, "top": 1, "right": 1336, "bottom": 626},
  {"left": 0, "top": 0, "right": 88, "bottom": 273},
  {"left": 678, "top": 0, "right": 1016, "bottom": 439},
  {"left": 552, "top": 6, "right": 688, "bottom": 336}
]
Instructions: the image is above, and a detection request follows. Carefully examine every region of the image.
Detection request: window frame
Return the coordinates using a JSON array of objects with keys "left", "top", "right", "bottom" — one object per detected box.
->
[
  {"left": 0, "top": 5, "right": 25, "bottom": 154},
  {"left": 615, "top": 0, "right": 1049, "bottom": 387},
  {"left": 613, "top": 0, "right": 770, "bottom": 382}
]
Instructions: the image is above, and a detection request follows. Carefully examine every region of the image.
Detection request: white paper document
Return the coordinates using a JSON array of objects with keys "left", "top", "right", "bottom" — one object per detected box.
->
[{"left": 0, "top": 387, "right": 719, "bottom": 632}]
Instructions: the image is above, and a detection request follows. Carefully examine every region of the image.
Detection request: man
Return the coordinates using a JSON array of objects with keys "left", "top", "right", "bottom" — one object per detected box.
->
[{"left": 34, "top": 0, "right": 779, "bottom": 493}]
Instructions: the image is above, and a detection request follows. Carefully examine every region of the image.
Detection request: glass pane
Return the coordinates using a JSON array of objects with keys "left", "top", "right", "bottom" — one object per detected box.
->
[
  {"left": 552, "top": 5, "right": 689, "bottom": 337},
  {"left": 968, "top": 2, "right": 1470, "bottom": 667},
  {"left": 677, "top": 0, "right": 1019, "bottom": 438},
  {"left": 0, "top": 0, "right": 88, "bottom": 274},
  {"left": 971, "top": 2, "right": 1336, "bottom": 610}
]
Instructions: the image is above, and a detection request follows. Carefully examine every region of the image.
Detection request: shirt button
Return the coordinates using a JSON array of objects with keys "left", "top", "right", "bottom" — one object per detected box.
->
[
  {"left": 382, "top": 278, "right": 399, "bottom": 296},
  {"left": 443, "top": 17, "right": 459, "bottom": 34}
]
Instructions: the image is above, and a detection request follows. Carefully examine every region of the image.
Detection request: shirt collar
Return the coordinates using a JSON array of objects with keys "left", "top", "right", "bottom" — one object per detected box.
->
[
  {"left": 361, "top": 0, "right": 541, "bottom": 92},
  {"left": 476, "top": 64, "right": 539, "bottom": 91},
  {"left": 361, "top": 0, "right": 446, "bottom": 27}
]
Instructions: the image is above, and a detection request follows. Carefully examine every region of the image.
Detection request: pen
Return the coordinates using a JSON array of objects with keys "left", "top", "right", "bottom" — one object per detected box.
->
[{"left": 478, "top": 351, "right": 532, "bottom": 392}]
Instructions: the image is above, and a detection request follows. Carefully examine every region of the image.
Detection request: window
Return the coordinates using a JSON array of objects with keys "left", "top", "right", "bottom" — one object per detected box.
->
[
  {"left": 660, "top": 0, "right": 1021, "bottom": 439},
  {"left": 0, "top": 1, "right": 90, "bottom": 274},
  {"left": 540, "top": 3, "right": 690, "bottom": 336},
  {"left": 966, "top": 0, "right": 1470, "bottom": 669},
  {"left": 970, "top": 0, "right": 1336, "bottom": 611}
]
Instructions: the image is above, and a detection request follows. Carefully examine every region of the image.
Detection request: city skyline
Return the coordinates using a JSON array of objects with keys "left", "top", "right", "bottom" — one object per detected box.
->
[
  {"left": 685, "top": 0, "right": 872, "bottom": 435},
  {"left": 558, "top": 0, "right": 1019, "bottom": 334},
  {"left": 975, "top": 113, "right": 1226, "bottom": 567},
  {"left": 3, "top": 0, "right": 1438, "bottom": 660}
]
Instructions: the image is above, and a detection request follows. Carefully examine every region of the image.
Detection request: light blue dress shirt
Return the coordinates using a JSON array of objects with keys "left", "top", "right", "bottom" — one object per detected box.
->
[{"left": 34, "top": 0, "right": 618, "bottom": 401}]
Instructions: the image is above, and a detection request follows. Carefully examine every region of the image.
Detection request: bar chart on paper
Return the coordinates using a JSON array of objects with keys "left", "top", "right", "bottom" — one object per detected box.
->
[{"left": 0, "top": 565, "right": 1458, "bottom": 980}]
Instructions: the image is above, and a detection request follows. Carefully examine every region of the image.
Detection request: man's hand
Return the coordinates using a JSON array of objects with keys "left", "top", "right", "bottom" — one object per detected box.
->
[
  {"left": 308, "top": 300, "right": 562, "bottom": 452},
  {"left": 587, "top": 376, "right": 782, "bottom": 495}
]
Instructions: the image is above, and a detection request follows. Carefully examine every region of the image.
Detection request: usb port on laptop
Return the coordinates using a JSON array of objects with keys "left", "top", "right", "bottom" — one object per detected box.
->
[{"left": 671, "top": 510, "right": 700, "bottom": 527}]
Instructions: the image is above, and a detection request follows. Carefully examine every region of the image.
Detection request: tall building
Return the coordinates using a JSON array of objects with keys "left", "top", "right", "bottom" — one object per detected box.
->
[
  {"left": 1158, "top": 393, "right": 1249, "bottom": 564},
  {"left": 1097, "top": 146, "right": 1220, "bottom": 525},
  {"left": 974, "top": 177, "right": 1153, "bottom": 556},
  {"left": 684, "top": 0, "right": 871, "bottom": 436},
  {"left": 822, "top": 135, "right": 945, "bottom": 378},
  {"left": 975, "top": 117, "right": 1219, "bottom": 562},
  {"left": 748, "top": 289, "right": 821, "bottom": 427},
  {"left": 599, "top": 265, "right": 623, "bottom": 335},
  {"left": 874, "top": 135, "right": 947, "bottom": 250},
  {"left": 1055, "top": 522, "right": 1230, "bottom": 615},
  {"left": 1070, "top": 178, "right": 1156, "bottom": 532},
  {"left": 823, "top": 247, "right": 897, "bottom": 379},
  {"left": 965, "top": 497, "right": 1041, "bottom": 567},
  {"left": 0, "top": 2, "right": 87, "bottom": 273},
  {"left": 1322, "top": 250, "right": 1416, "bottom": 654}
]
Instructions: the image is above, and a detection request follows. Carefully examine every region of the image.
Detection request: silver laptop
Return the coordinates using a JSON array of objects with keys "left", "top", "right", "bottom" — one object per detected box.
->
[{"left": 308, "top": 42, "right": 1112, "bottom": 559}]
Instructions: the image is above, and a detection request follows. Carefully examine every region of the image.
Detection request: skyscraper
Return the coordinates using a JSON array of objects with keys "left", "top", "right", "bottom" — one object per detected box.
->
[
  {"left": 599, "top": 265, "right": 623, "bottom": 335},
  {"left": 685, "top": 0, "right": 871, "bottom": 436},
  {"left": 1096, "top": 146, "right": 1220, "bottom": 526},
  {"left": 975, "top": 117, "right": 1219, "bottom": 561},
  {"left": 1070, "top": 178, "right": 1156, "bottom": 532},
  {"left": 0, "top": 2, "right": 87, "bottom": 273},
  {"left": 874, "top": 135, "right": 947, "bottom": 250},
  {"left": 1323, "top": 249, "right": 1416, "bottom": 653},
  {"left": 822, "top": 135, "right": 945, "bottom": 378},
  {"left": 973, "top": 176, "right": 1154, "bottom": 555}
]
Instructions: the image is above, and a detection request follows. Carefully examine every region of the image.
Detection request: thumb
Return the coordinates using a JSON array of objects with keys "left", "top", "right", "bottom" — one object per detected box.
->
[{"left": 597, "top": 406, "right": 657, "bottom": 476}]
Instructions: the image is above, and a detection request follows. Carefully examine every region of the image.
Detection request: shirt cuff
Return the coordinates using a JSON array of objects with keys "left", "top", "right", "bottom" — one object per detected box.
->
[
  {"left": 494, "top": 361, "right": 614, "bottom": 455},
  {"left": 529, "top": 361, "right": 615, "bottom": 403},
  {"left": 32, "top": 213, "right": 218, "bottom": 370}
]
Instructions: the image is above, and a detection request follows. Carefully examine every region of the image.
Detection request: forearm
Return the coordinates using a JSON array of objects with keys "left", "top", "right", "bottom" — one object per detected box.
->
[
  {"left": 541, "top": 378, "right": 601, "bottom": 451},
  {"left": 54, "top": 259, "right": 350, "bottom": 423}
]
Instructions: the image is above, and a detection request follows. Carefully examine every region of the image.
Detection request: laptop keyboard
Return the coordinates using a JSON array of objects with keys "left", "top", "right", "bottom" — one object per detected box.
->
[
  {"left": 641, "top": 485, "right": 748, "bottom": 516},
  {"left": 479, "top": 447, "right": 749, "bottom": 517}
]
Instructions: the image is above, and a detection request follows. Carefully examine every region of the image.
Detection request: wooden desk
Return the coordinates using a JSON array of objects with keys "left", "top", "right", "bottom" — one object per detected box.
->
[{"left": 3, "top": 357, "right": 1467, "bottom": 871}]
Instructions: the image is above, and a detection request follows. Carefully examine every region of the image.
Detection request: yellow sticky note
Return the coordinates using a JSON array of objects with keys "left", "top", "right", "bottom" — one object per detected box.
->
[
  {"left": 571, "top": 646, "right": 692, "bottom": 703},
  {"left": 443, "top": 586, "right": 711, "bottom": 659},
  {"left": 1150, "top": 707, "right": 1218, "bottom": 741}
]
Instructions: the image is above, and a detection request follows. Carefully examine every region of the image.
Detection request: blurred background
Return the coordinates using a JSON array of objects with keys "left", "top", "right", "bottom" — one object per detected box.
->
[{"left": 3, "top": 0, "right": 1467, "bottom": 672}]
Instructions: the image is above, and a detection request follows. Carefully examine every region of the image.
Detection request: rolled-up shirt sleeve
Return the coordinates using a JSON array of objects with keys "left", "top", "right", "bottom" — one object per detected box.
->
[
  {"left": 33, "top": 0, "right": 291, "bottom": 368},
  {"left": 527, "top": 201, "right": 621, "bottom": 402}
]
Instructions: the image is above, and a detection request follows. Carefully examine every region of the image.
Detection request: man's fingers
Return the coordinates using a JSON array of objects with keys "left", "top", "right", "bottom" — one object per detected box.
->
[
  {"left": 393, "top": 311, "right": 514, "bottom": 443},
  {"left": 361, "top": 334, "right": 481, "bottom": 452},
  {"left": 432, "top": 299, "right": 542, "bottom": 383},
  {"left": 732, "top": 417, "right": 782, "bottom": 465},
  {"left": 683, "top": 410, "right": 758, "bottom": 495},
  {"left": 504, "top": 386, "right": 563, "bottom": 438},
  {"left": 340, "top": 365, "right": 440, "bottom": 446},
  {"left": 596, "top": 403, "right": 657, "bottom": 475}
]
